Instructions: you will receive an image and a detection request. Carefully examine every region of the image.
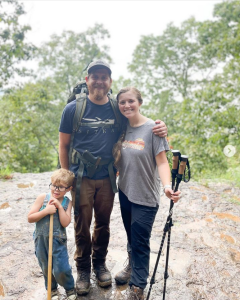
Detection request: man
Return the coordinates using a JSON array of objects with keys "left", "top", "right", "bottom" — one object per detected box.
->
[{"left": 59, "top": 60, "right": 167, "bottom": 296}]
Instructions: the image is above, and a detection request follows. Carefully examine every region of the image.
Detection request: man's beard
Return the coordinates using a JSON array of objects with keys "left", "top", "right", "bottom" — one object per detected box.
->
[{"left": 89, "top": 86, "right": 108, "bottom": 101}]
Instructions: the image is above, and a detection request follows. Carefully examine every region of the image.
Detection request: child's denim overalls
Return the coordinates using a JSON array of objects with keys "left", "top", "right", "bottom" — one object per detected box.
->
[{"left": 34, "top": 193, "right": 74, "bottom": 291}]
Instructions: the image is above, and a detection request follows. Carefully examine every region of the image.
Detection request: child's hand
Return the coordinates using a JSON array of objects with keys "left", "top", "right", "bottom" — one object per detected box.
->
[
  {"left": 165, "top": 189, "right": 181, "bottom": 203},
  {"left": 49, "top": 198, "right": 61, "bottom": 209},
  {"left": 45, "top": 201, "right": 57, "bottom": 214}
]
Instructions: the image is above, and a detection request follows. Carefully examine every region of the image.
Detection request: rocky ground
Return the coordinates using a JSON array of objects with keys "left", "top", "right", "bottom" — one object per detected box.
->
[{"left": 0, "top": 172, "right": 240, "bottom": 300}]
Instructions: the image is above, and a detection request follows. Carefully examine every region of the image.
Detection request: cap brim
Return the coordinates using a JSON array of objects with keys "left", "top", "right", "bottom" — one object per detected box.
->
[{"left": 88, "top": 65, "right": 111, "bottom": 75}]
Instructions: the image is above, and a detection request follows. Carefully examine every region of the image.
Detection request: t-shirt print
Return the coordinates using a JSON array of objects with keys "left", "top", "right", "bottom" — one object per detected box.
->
[{"left": 122, "top": 138, "right": 145, "bottom": 151}]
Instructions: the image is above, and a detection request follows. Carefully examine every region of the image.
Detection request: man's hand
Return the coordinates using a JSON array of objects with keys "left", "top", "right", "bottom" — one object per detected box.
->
[{"left": 152, "top": 120, "right": 167, "bottom": 137}]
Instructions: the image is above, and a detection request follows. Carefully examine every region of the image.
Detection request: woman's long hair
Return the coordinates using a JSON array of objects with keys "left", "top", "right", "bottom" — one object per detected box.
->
[{"left": 113, "top": 87, "right": 143, "bottom": 167}]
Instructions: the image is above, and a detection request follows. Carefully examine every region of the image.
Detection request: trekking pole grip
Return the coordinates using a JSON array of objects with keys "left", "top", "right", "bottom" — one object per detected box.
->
[
  {"left": 174, "top": 155, "right": 188, "bottom": 192},
  {"left": 171, "top": 150, "right": 181, "bottom": 190},
  {"left": 178, "top": 155, "right": 188, "bottom": 175},
  {"left": 172, "top": 150, "right": 180, "bottom": 170}
]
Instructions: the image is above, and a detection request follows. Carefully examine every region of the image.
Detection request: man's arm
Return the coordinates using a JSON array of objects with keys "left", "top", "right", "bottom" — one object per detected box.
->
[
  {"left": 152, "top": 120, "right": 168, "bottom": 137},
  {"left": 59, "top": 132, "right": 71, "bottom": 169}
]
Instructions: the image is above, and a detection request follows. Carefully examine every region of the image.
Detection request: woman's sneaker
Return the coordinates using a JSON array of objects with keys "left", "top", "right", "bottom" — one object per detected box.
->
[{"left": 66, "top": 289, "right": 77, "bottom": 300}]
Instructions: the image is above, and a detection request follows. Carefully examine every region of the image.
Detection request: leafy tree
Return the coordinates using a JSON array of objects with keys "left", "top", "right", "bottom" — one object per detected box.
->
[
  {"left": 129, "top": 17, "right": 218, "bottom": 103},
  {"left": 128, "top": 1, "right": 240, "bottom": 176},
  {"left": 111, "top": 76, "right": 133, "bottom": 96},
  {"left": 0, "top": 79, "right": 63, "bottom": 172},
  {"left": 37, "top": 24, "right": 111, "bottom": 96},
  {"left": 0, "top": 0, "right": 35, "bottom": 89},
  {"left": 199, "top": 0, "right": 240, "bottom": 62},
  {"left": 127, "top": 17, "right": 221, "bottom": 137},
  {"left": 0, "top": 21, "right": 113, "bottom": 173}
]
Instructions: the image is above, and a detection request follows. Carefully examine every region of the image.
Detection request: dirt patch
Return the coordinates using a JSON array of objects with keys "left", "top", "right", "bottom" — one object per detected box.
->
[
  {"left": 17, "top": 183, "right": 34, "bottom": 188},
  {"left": 0, "top": 172, "right": 240, "bottom": 300},
  {"left": 220, "top": 233, "right": 235, "bottom": 244},
  {"left": 0, "top": 202, "right": 10, "bottom": 209},
  {"left": 0, "top": 283, "right": 5, "bottom": 296},
  {"left": 212, "top": 212, "right": 240, "bottom": 222}
]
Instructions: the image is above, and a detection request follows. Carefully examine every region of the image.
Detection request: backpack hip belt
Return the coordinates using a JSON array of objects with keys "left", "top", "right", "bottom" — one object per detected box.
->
[{"left": 72, "top": 149, "right": 118, "bottom": 216}]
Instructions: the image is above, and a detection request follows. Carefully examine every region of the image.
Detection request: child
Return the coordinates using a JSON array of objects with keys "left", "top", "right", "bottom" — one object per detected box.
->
[{"left": 28, "top": 168, "right": 76, "bottom": 300}]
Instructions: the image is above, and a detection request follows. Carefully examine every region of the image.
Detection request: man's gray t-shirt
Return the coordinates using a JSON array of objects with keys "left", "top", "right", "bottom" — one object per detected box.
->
[{"left": 118, "top": 119, "right": 169, "bottom": 207}]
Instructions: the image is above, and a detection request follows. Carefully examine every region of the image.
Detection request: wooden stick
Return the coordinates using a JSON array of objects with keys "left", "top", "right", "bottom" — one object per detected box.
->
[{"left": 47, "top": 214, "right": 54, "bottom": 300}]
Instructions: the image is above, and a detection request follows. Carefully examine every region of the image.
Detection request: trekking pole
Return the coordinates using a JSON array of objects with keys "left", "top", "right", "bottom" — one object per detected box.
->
[
  {"left": 171, "top": 150, "right": 181, "bottom": 190},
  {"left": 162, "top": 155, "right": 189, "bottom": 300},
  {"left": 47, "top": 214, "right": 54, "bottom": 300},
  {"left": 146, "top": 153, "right": 190, "bottom": 300}
]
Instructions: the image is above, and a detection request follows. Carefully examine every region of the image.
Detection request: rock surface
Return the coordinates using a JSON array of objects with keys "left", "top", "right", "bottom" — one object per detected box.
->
[{"left": 0, "top": 172, "right": 240, "bottom": 300}]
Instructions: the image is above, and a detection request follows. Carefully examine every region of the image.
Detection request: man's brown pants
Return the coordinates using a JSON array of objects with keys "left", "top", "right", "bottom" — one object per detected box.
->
[{"left": 71, "top": 177, "right": 114, "bottom": 271}]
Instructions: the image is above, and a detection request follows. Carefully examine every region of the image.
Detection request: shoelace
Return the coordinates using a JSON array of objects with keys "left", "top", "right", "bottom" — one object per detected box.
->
[
  {"left": 97, "top": 264, "right": 108, "bottom": 274},
  {"left": 79, "top": 271, "right": 89, "bottom": 280},
  {"left": 66, "top": 289, "right": 75, "bottom": 296}
]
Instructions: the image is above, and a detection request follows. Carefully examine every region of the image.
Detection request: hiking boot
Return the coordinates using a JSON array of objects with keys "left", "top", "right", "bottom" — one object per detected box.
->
[
  {"left": 66, "top": 289, "right": 77, "bottom": 300},
  {"left": 126, "top": 285, "right": 144, "bottom": 300},
  {"left": 51, "top": 289, "right": 58, "bottom": 300},
  {"left": 115, "top": 253, "right": 131, "bottom": 284},
  {"left": 93, "top": 262, "right": 112, "bottom": 287},
  {"left": 76, "top": 269, "right": 91, "bottom": 295}
]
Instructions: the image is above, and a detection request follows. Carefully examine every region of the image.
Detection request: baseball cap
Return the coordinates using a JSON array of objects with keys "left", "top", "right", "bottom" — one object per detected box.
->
[{"left": 87, "top": 60, "right": 112, "bottom": 75}]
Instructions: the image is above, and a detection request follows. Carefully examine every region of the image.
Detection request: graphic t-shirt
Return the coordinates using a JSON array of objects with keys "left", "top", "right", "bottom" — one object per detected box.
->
[
  {"left": 59, "top": 97, "right": 121, "bottom": 179},
  {"left": 118, "top": 119, "right": 169, "bottom": 207}
]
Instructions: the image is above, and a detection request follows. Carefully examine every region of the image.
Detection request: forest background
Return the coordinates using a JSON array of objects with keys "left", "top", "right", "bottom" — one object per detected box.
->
[{"left": 0, "top": 0, "right": 239, "bottom": 186}]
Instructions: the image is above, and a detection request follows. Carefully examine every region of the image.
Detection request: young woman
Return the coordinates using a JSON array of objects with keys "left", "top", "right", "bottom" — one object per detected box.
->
[{"left": 113, "top": 87, "right": 180, "bottom": 300}]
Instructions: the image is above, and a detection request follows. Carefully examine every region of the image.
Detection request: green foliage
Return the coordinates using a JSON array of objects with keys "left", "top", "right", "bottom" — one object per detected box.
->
[
  {"left": 0, "top": 0, "right": 36, "bottom": 89},
  {"left": 0, "top": 21, "right": 113, "bottom": 173},
  {"left": 111, "top": 76, "right": 133, "bottom": 96},
  {"left": 196, "top": 160, "right": 240, "bottom": 188},
  {"left": 0, "top": 79, "right": 64, "bottom": 172},
  {"left": 128, "top": 0, "right": 240, "bottom": 176},
  {"left": 0, "top": 166, "right": 13, "bottom": 180},
  {"left": 37, "top": 24, "right": 111, "bottom": 96},
  {"left": 128, "top": 17, "right": 216, "bottom": 103},
  {"left": 1, "top": 0, "right": 239, "bottom": 180}
]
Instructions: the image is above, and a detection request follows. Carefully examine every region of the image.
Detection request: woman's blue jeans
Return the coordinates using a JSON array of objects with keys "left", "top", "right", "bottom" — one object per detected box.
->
[
  {"left": 119, "top": 189, "right": 159, "bottom": 289},
  {"left": 35, "top": 235, "right": 74, "bottom": 291}
]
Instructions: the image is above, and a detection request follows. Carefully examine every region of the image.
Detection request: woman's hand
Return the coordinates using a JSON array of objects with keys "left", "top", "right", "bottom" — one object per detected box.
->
[{"left": 164, "top": 189, "right": 181, "bottom": 203}]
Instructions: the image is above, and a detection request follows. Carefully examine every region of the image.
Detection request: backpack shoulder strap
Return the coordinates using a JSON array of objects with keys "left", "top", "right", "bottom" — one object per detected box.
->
[
  {"left": 68, "top": 94, "right": 87, "bottom": 166},
  {"left": 109, "top": 97, "right": 122, "bottom": 129},
  {"left": 73, "top": 94, "right": 87, "bottom": 132}
]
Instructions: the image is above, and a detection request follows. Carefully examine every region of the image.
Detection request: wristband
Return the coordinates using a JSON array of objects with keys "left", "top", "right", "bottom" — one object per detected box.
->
[{"left": 163, "top": 185, "right": 171, "bottom": 194}]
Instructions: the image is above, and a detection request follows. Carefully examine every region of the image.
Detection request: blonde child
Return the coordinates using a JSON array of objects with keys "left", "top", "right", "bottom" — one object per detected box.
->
[{"left": 28, "top": 168, "right": 76, "bottom": 300}]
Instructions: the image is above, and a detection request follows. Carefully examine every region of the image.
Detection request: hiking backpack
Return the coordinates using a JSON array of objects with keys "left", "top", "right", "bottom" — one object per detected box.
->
[{"left": 66, "top": 80, "right": 123, "bottom": 168}]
